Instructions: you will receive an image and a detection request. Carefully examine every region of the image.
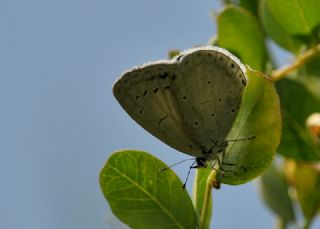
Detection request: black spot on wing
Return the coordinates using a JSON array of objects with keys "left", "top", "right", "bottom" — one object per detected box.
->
[
  {"left": 159, "top": 74, "right": 167, "bottom": 79},
  {"left": 242, "top": 79, "right": 246, "bottom": 86}
]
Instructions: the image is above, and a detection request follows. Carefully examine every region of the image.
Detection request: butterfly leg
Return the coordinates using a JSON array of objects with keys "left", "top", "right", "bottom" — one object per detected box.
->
[
  {"left": 214, "top": 152, "right": 238, "bottom": 176},
  {"left": 182, "top": 157, "right": 212, "bottom": 189},
  {"left": 222, "top": 162, "right": 247, "bottom": 172},
  {"left": 210, "top": 160, "right": 225, "bottom": 176},
  {"left": 182, "top": 158, "right": 208, "bottom": 189},
  {"left": 219, "top": 149, "right": 247, "bottom": 173},
  {"left": 216, "top": 135, "right": 254, "bottom": 173}
]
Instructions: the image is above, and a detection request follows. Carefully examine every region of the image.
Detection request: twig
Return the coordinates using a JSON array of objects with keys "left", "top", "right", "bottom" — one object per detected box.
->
[{"left": 271, "top": 44, "right": 320, "bottom": 81}]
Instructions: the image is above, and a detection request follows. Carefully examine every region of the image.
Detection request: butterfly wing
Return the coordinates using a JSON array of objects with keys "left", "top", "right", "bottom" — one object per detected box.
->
[{"left": 113, "top": 47, "right": 246, "bottom": 158}]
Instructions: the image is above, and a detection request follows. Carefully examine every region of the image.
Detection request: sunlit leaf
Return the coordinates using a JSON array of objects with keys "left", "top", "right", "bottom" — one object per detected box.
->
[
  {"left": 100, "top": 150, "right": 197, "bottom": 229},
  {"left": 217, "top": 5, "right": 267, "bottom": 71},
  {"left": 260, "top": 0, "right": 304, "bottom": 53},
  {"left": 266, "top": 0, "right": 320, "bottom": 36},
  {"left": 217, "top": 67, "right": 281, "bottom": 184}
]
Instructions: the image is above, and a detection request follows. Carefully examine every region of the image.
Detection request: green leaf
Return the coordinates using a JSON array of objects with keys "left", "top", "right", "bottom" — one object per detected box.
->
[
  {"left": 298, "top": 53, "right": 320, "bottom": 99},
  {"left": 100, "top": 150, "right": 197, "bottom": 229},
  {"left": 259, "top": 163, "right": 295, "bottom": 223},
  {"left": 217, "top": 5, "right": 267, "bottom": 71},
  {"left": 259, "top": 0, "right": 304, "bottom": 53},
  {"left": 217, "top": 67, "right": 282, "bottom": 184},
  {"left": 285, "top": 160, "right": 320, "bottom": 224},
  {"left": 266, "top": 0, "right": 320, "bottom": 36},
  {"left": 276, "top": 78, "right": 320, "bottom": 161},
  {"left": 192, "top": 166, "right": 213, "bottom": 229},
  {"left": 239, "top": 0, "right": 260, "bottom": 17}
]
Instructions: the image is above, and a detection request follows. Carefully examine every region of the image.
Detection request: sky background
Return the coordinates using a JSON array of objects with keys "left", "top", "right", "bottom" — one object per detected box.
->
[{"left": 1, "top": 0, "right": 319, "bottom": 228}]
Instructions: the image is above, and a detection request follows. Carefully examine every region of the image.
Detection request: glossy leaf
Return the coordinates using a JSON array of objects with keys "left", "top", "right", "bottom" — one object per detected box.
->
[
  {"left": 266, "top": 0, "right": 320, "bottom": 36},
  {"left": 259, "top": 0, "right": 303, "bottom": 53},
  {"left": 259, "top": 163, "right": 295, "bottom": 223},
  {"left": 192, "top": 166, "right": 213, "bottom": 229},
  {"left": 217, "top": 67, "right": 281, "bottom": 184},
  {"left": 276, "top": 78, "right": 320, "bottom": 161},
  {"left": 217, "top": 5, "right": 267, "bottom": 71},
  {"left": 100, "top": 150, "right": 197, "bottom": 229}
]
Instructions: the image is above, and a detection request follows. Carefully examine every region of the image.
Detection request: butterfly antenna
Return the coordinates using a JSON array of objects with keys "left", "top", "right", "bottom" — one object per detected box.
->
[
  {"left": 159, "top": 158, "right": 195, "bottom": 172},
  {"left": 182, "top": 160, "right": 197, "bottom": 189},
  {"left": 226, "top": 136, "right": 256, "bottom": 143}
]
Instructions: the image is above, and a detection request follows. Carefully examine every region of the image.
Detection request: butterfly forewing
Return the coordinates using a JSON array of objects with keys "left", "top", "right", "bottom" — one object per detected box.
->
[{"left": 113, "top": 63, "right": 200, "bottom": 156}]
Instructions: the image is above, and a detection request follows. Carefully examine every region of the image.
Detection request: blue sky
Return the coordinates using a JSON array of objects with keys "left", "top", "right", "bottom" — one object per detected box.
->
[{"left": 1, "top": 0, "right": 319, "bottom": 228}]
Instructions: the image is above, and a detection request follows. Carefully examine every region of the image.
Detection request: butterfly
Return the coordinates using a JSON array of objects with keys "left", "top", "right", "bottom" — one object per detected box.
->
[{"left": 113, "top": 46, "right": 254, "bottom": 187}]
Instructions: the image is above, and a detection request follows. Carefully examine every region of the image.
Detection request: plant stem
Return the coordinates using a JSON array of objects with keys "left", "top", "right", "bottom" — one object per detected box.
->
[
  {"left": 199, "top": 170, "right": 217, "bottom": 229},
  {"left": 271, "top": 44, "right": 320, "bottom": 81}
]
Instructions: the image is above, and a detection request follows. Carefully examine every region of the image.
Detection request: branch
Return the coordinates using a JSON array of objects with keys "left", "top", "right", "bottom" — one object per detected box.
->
[{"left": 271, "top": 44, "right": 320, "bottom": 81}]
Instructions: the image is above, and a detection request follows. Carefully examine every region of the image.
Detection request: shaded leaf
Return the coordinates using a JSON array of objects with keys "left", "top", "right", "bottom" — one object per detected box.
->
[
  {"left": 217, "top": 67, "right": 281, "bottom": 184},
  {"left": 259, "top": 0, "right": 304, "bottom": 53},
  {"left": 285, "top": 160, "right": 320, "bottom": 223},
  {"left": 298, "top": 53, "right": 320, "bottom": 99},
  {"left": 276, "top": 78, "right": 320, "bottom": 161},
  {"left": 100, "top": 150, "right": 197, "bottom": 229},
  {"left": 217, "top": 5, "right": 267, "bottom": 71},
  {"left": 259, "top": 163, "right": 295, "bottom": 223},
  {"left": 239, "top": 0, "right": 260, "bottom": 17}
]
